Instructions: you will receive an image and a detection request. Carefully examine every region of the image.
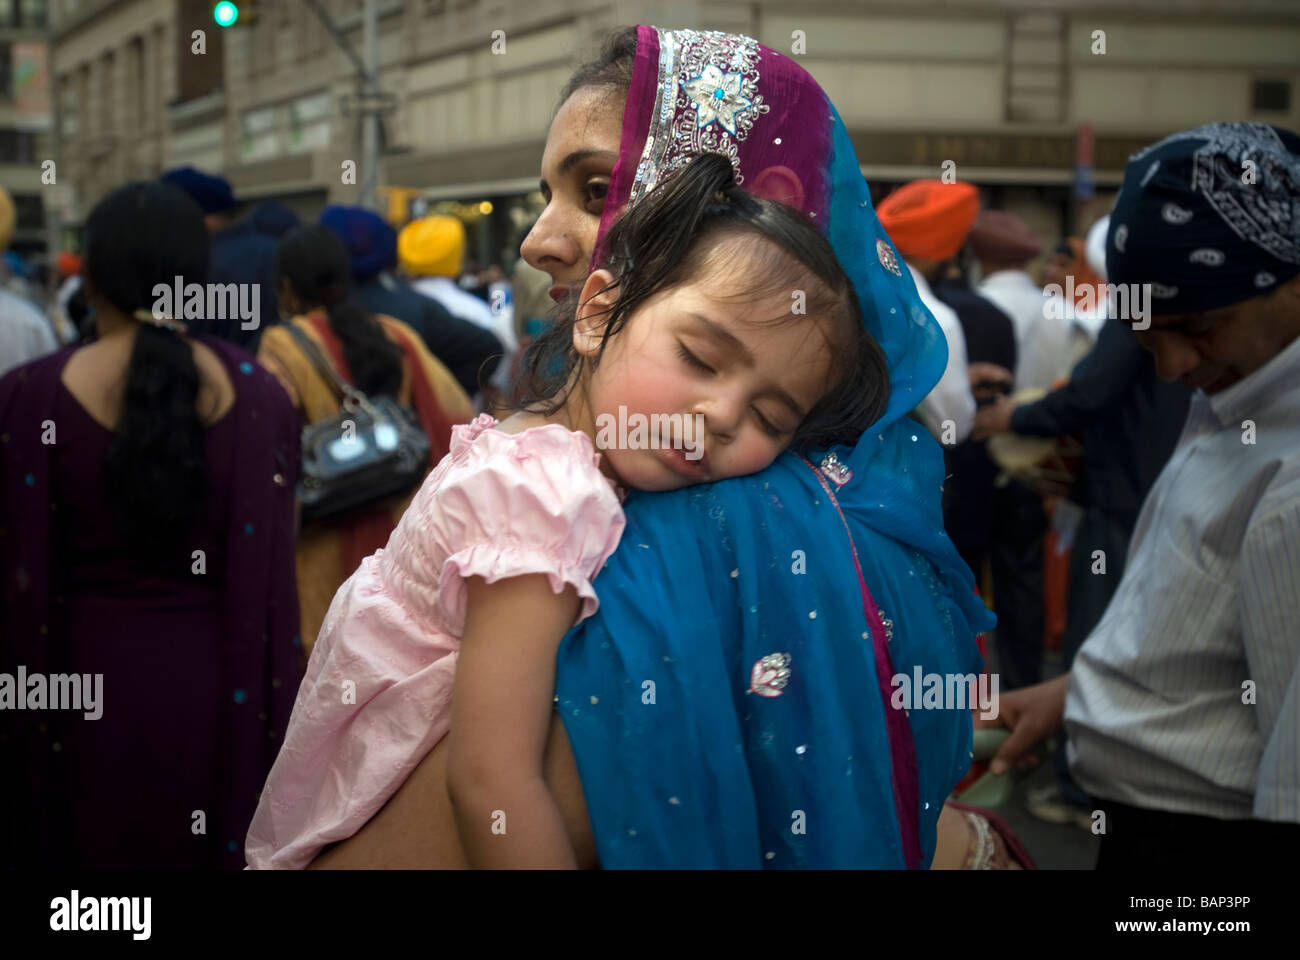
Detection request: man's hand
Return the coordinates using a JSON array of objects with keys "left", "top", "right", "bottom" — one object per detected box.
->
[
  {"left": 967, "top": 362, "right": 1013, "bottom": 402},
  {"left": 973, "top": 394, "right": 1018, "bottom": 441},
  {"left": 974, "top": 673, "right": 1069, "bottom": 774}
]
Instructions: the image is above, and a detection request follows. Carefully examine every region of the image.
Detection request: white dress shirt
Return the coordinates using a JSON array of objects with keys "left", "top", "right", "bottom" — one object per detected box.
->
[
  {"left": 1065, "top": 331, "right": 1300, "bottom": 823},
  {"left": 978, "top": 270, "right": 1071, "bottom": 392},
  {"left": 907, "top": 263, "right": 974, "bottom": 444},
  {"left": 411, "top": 275, "right": 516, "bottom": 391},
  {"left": 0, "top": 287, "right": 58, "bottom": 378}
]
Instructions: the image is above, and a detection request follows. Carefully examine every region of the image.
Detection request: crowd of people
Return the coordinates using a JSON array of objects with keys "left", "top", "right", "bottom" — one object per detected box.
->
[{"left": 0, "top": 23, "right": 1296, "bottom": 871}]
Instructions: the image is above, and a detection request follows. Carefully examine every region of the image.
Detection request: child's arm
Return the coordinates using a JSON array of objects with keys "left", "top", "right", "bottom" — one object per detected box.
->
[{"left": 446, "top": 573, "right": 583, "bottom": 868}]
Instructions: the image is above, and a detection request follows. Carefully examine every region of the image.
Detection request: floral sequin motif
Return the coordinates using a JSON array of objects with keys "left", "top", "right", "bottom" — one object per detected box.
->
[
  {"left": 682, "top": 63, "right": 754, "bottom": 136},
  {"left": 877, "top": 238, "right": 902, "bottom": 276},
  {"left": 631, "top": 28, "right": 772, "bottom": 204},
  {"left": 748, "top": 652, "right": 792, "bottom": 698},
  {"left": 819, "top": 452, "right": 852, "bottom": 487}
]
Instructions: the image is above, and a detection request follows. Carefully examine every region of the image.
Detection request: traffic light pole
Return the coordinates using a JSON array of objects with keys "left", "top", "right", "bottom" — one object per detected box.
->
[
  {"left": 303, "top": 0, "right": 384, "bottom": 211},
  {"left": 360, "top": 0, "right": 379, "bottom": 212}
]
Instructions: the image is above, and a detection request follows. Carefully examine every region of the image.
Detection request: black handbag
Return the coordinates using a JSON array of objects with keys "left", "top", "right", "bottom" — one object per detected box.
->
[{"left": 285, "top": 321, "right": 431, "bottom": 524}]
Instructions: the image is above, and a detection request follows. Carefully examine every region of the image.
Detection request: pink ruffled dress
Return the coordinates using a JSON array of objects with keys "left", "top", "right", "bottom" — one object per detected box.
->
[{"left": 245, "top": 413, "right": 625, "bottom": 869}]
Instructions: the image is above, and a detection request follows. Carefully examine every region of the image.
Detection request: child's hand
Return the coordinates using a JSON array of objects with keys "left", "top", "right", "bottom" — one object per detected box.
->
[{"left": 446, "top": 573, "right": 583, "bottom": 868}]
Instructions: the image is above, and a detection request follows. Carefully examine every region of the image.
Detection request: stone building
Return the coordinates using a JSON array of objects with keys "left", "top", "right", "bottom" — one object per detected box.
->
[
  {"left": 0, "top": 0, "right": 52, "bottom": 257},
  {"left": 43, "top": 0, "right": 1300, "bottom": 264}
]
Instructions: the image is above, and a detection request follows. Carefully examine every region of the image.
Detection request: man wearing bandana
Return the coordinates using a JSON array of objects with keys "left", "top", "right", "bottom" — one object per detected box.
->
[{"left": 984, "top": 122, "right": 1300, "bottom": 868}]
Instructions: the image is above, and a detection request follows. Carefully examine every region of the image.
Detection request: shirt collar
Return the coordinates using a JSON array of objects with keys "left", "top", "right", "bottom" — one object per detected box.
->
[
  {"left": 980, "top": 269, "right": 1036, "bottom": 288},
  {"left": 906, "top": 262, "right": 933, "bottom": 299},
  {"left": 1205, "top": 330, "right": 1300, "bottom": 426}
]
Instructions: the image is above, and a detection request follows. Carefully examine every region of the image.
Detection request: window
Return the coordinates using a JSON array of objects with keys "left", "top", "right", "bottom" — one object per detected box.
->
[
  {"left": 1252, "top": 79, "right": 1291, "bottom": 113},
  {"left": 21, "top": 0, "right": 47, "bottom": 28},
  {"left": 241, "top": 106, "right": 278, "bottom": 161},
  {"left": 60, "top": 77, "right": 76, "bottom": 136},
  {"left": 101, "top": 51, "right": 114, "bottom": 135},
  {"left": 131, "top": 37, "right": 145, "bottom": 131},
  {"left": 0, "top": 130, "right": 37, "bottom": 163},
  {"left": 287, "top": 92, "right": 332, "bottom": 154},
  {"left": 0, "top": 0, "right": 48, "bottom": 28}
]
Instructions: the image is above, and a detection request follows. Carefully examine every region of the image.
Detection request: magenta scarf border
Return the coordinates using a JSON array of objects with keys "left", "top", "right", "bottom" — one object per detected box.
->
[{"left": 802, "top": 456, "right": 923, "bottom": 869}]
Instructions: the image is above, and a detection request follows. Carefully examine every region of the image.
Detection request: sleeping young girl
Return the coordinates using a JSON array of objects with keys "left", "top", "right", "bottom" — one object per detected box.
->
[{"left": 245, "top": 151, "right": 890, "bottom": 868}]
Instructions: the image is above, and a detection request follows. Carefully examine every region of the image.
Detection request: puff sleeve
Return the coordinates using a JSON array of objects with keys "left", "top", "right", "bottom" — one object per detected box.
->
[{"left": 390, "top": 425, "right": 626, "bottom": 635}]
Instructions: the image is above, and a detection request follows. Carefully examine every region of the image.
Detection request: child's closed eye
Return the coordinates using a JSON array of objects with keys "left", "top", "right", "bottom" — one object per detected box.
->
[
  {"left": 678, "top": 343, "right": 788, "bottom": 438},
  {"left": 752, "top": 409, "right": 783, "bottom": 438},
  {"left": 676, "top": 342, "right": 715, "bottom": 374}
]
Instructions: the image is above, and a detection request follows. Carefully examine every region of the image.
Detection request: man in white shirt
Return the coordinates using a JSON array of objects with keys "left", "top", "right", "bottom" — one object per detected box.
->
[
  {"left": 983, "top": 122, "right": 1300, "bottom": 869},
  {"left": 877, "top": 180, "right": 979, "bottom": 444},
  {"left": 969, "top": 210, "right": 1058, "bottom": 393},
  {"left": 398, "top": 216, "right": 516, "bottom": 396},
  {"left": 0, "top": 187, "right": 58, "bottom": 378}
]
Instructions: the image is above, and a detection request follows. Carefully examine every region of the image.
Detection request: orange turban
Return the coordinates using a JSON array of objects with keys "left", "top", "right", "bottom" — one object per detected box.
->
[
  {"left": 56, "top": 252, "right": 82, "bottom": 278},
  {"left": 877, "top": 180, "right": 980, "bottom": 262}
]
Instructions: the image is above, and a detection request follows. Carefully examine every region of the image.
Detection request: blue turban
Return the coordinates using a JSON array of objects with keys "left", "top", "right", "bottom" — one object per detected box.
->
[
  {"left": 1107, "top": 122, "right": 1300, "bottom": 315},
  {"left": 319, "top": 205, "right": 397, "bottom": 281},
  {"left": 160, "top": 166, "right": 236, "bottom": 214},
  {"left": 248, "top": 201, "right": 301, "bottom": 239}
]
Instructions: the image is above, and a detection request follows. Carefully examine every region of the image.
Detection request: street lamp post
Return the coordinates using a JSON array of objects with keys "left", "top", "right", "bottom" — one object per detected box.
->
[
  {"left": 302, "top": 0, "right": 390, "bottom": 212},
  {"left": 360, "top": 0, "right": 379, "bottom": 212}
]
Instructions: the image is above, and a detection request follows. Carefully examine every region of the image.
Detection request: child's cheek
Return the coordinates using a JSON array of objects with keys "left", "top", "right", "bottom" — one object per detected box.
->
[{"left": 719, "top": 435, "right": 784, "bottom": 480}]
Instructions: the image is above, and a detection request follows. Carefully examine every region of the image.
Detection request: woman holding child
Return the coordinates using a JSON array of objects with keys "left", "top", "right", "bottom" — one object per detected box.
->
[{"left": 248, "top": 26, "right": 1022, "bottom": 870}]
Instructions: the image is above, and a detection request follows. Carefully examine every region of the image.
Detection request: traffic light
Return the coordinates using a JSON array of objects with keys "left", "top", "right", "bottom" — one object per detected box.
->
[{"left": 213, "top": 2, "right": 239, "bottom": 27}]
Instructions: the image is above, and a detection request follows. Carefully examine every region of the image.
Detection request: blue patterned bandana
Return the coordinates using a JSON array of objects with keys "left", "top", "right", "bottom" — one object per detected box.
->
[{"left": 1107, "top": 122, "right": 1300, "bottom": 315}]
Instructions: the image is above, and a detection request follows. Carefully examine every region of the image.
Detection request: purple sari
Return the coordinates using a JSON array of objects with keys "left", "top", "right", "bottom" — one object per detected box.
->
[{"left": 0, "top": 336, "right": 301, "bottom": 868}]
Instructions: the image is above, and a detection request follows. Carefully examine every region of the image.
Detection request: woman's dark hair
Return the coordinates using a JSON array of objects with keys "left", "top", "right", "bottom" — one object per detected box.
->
[
  {"left": 85, "top": 181, "right": 211, "bottom": 569},
  {"left": 557, "top": 26, "right": 637, "bottom": 111},
  {"left": 275, "top": 224, "right": 402, "bottom": 398},
  {"left": 516, "top": 153, "right": 890, "bottom": 451}
]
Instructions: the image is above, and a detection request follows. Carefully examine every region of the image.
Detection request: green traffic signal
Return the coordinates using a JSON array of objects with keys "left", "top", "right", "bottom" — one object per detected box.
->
[{"left": 213, "top": 1, "right": 238, "bottom": 27}]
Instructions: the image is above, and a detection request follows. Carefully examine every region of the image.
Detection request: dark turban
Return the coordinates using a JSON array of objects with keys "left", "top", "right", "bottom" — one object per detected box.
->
[
  {"left": 1107, "top": 122, "right": 1300, "bottom": 315},
  {"left": 160, "top": 166, "right": 236, "bottom": 215},
  {"left": 969, "top": 210, "right": 1043, "bottom": 265},
  {"left": 248, "top": 201, "right": 301, "bottom": 239},
  {"left": 320, "top": 205, "right": 397, "bottom": 281}
]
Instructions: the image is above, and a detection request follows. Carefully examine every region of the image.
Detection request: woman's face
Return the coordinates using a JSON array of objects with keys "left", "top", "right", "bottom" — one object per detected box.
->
[{"left": 521, "top": 85, "right": 625, "bottom": 304}]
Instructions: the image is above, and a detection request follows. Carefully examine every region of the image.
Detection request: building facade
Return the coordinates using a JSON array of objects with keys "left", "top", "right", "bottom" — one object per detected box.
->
[
  {"left": 0, "top": 0, "right": 52, "bottom": 257},
  {"left": 42, "top": 0, "right": 1300, "bottom": 264}
]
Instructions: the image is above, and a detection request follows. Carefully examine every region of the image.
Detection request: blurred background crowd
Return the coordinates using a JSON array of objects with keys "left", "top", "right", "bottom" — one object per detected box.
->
[{"left": 2, "top": 0, "right": 1298, "bottom": 869}]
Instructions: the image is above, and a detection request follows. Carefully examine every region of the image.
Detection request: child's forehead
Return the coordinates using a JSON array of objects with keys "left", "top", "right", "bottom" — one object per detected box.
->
[{"left": 685, "top": 232, "right": 824, "bottom": 300}]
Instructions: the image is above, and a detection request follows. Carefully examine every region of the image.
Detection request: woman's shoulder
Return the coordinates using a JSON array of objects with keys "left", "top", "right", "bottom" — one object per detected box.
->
[
  {"left": 0, "top": 344, "right": 79, "bottom": 414},
  {"left": 375, "top": 313, "right": 436, "bottom": 367},
  {"left": 197, "top": 334, "right": 297, "bottom": 417},
  {"left": 253, "top": 317, "right": 311, "bottom": 351},
  {"left": 374, "top": 312, "right": 418, "bottom": 340}
]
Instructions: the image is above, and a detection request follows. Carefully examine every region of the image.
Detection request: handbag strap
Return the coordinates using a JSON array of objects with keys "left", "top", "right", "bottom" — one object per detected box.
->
[{"left": 283, "top": 317, "right": 368, "bottom": 409}]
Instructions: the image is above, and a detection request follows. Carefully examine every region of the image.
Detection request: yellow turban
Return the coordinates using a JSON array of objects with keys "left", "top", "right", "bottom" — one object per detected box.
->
[
  {"left": 398, "top": 215, "right": 465, "bottom": 278},
  {"left": 0, "top": 186, "right": 14, "bottom": 252}
]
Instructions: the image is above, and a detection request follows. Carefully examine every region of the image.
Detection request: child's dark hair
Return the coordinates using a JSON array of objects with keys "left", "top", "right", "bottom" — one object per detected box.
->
[
  {"left": 86, "top": 181, "right": 211, "bottom": 570},
  {"left": 276, "top": 224, "right": 402, "bottom": 398},
  {"left": 515, "top": 153, "right": 890, "bottom": 451}
]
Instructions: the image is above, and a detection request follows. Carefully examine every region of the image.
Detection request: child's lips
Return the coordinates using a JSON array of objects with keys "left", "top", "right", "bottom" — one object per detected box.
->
[
  {"left": 548, "top": 285, "right": 570, "bottom": 303},
  {"left": 660, "top": 445, "right": 709, "bottom": 478}
]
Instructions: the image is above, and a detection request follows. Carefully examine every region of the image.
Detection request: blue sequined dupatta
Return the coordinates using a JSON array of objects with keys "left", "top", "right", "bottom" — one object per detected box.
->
[{"left": 556, "top": 25, "right": 994, "bottom": 868}]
